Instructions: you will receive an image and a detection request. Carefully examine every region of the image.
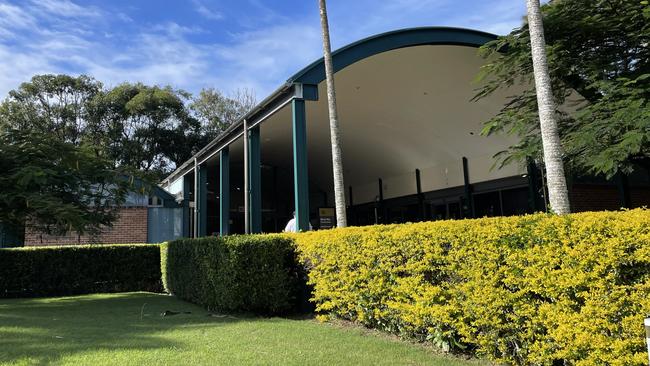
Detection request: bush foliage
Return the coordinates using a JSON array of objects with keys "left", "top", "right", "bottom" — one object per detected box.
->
[
  {"left": 4, "top": 209, "right": 648, "bottom": 365},
  {"left": 293, "top": 209, "right": 650, "bottom": 365},
  {"left": 161, "top": 235, "right": 307, "bottom": 314},
  {"left": 0, "top": 244, "right": 162, "bottom": 298}
]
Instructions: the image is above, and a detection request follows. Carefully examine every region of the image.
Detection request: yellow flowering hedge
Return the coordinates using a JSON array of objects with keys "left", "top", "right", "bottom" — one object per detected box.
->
[{"left": 291, "top": 209, "right": 650, "bottom": 365}]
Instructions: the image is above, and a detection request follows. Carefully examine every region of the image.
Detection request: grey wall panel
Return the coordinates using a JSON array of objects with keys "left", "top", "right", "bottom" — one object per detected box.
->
[{"left": 147, "top": 207, "right": 182, "bottom": 243}]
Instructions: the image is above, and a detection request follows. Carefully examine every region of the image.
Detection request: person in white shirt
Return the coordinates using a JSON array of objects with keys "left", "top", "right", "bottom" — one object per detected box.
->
[
  {"left": 284, "top": 215, "right": 296, "bottom": 232},
  {"left": 284, "top": 211, "right": 312, "bottom": 232}
]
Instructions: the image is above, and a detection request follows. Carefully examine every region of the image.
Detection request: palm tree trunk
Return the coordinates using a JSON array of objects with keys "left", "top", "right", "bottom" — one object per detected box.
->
[
  {"left": 526, "top": 0, "right": 571, "bottom": 215},
  {"left": 318, "top": 0, "right": 347, "bottom": 227}
]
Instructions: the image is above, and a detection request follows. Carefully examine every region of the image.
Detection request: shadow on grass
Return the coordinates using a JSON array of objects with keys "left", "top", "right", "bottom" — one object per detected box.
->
[{"left": 0, "top": 292, "right": 252, "bottom": 365}]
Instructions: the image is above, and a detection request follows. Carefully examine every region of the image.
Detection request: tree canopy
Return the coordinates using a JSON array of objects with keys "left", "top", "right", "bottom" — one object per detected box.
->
[
  {"left": 0, "top": 74, "right": 102, "bottom": 145},
  {"left": 189, "top": 87, "right": 255, "bottom": 141},
  {"left": 0, "top": 74, "right": 255, "bottom": 237},
  {"left": 475, "top": 0, "right": 650, "bottom": 179},
  {"left": 0, "top": 74, "right": 255, "bottom": 181},
  {"left": 0, "top": 128, "right": 134, "bottom": 238},
  {"left": 89, "top": 83, "right": 202, "bottom": 178}
]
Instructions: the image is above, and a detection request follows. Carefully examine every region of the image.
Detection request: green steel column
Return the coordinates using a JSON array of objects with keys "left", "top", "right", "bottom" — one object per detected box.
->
[
  {"left": 292, "top": 99, "right": 310, "bottom": 231},
  {"left": 182, "top": 174, "right": 192, "bottom": 237},
  {"left": 527, "top": 159, "right": 539, "bottom": 212},
  {"left": 348, "top": 185, "right": 355, "bottom": 226},
  {"left": 248, "top": 126, "right": 262, "bottom": 233},
  {"left": 220, "top": 147, "right": 230, "bottom": 236},
  {"left": 378, "top": 178, "right": 384, "bottom": 224},
  {"left": 462, "top": 157, "right": 474, "bottom": 218},
  {"left": 197, "top": 164, "right": 208, "bottom": 237},
  {"left": 616, "top": 172, "right": 631, "bottom": 209},
  {"left": 416, "top": 168, "right": 424, "bottom": 221}
]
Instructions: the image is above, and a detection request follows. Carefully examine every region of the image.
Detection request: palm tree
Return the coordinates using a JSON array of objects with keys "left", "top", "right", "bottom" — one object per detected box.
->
[
  {"left": 318, "top": 0, "right": 347, "bottom": 227},
  {"left": 526, "top": 0, "right": 571, "bottom": 214}
]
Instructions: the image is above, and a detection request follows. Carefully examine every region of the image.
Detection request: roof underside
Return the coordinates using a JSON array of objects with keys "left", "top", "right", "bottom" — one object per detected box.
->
[
  {"left": 162, "top": 27, "right": 503, "bottom": 188},
  {"left": 289, "top": 27, "right": 496, "bottom": 85},
  {"left": 254, "top": 44, "right": 525, "bottom": 204}
]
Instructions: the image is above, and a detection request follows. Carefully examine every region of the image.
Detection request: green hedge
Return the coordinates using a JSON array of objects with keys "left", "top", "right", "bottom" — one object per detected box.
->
[
  {"left": 293, "top": 209, "right": 650, "bottom": 366},
  {"left": 0, "top": 244, "right": 163, "bottom": 298},
  {"left": 161, "top": 235, "right": 308, "bottom": 315}
]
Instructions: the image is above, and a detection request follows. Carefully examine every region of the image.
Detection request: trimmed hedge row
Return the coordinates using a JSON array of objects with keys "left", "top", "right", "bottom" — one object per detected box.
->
[
  {"left": 0, "top": 244, "right": 163, "bottom": 298},
  {"left": 293, "top": 209, "right": 650, "bottom": 366},
  {"left": 161, "top": 235, "right": 308, "bottom": 315},
  {"left": 5, "top": 209, "right": 649, "bottom": 365}
]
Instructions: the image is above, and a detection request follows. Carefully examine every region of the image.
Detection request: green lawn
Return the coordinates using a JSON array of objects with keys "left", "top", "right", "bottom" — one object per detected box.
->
[{"left": 0, "top": 292, "right": 486, "bottom": 366}]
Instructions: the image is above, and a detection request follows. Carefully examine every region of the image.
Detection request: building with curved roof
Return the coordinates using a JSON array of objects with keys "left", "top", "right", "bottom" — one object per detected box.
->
[{"left": 161, "top": 27, "right": 649, "bottom": 237}]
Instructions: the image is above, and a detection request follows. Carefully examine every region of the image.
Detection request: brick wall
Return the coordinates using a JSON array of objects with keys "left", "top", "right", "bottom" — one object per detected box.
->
[
  {"left": 569, "top": 184, "right": 621, "bottom": 213},
  {"left": 569, "top": 184, "right": 650, "bottom": 212},
  {"left": 25, "top": 207, "right": 148, "bottom": 246},
  {"left": 630, "top": 187, "right": 650, "bottom": 208}
]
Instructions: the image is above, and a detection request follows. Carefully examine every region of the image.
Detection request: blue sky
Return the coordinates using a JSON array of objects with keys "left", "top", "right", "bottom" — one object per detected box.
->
[{"left": 0, "top": 0, "right": 527, "bottom": 100}]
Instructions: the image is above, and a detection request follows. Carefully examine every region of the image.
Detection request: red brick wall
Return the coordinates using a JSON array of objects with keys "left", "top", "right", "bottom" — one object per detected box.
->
[
  {"left": 569, "top": 184, "right": 650, "bottom": 213},
  {"left": 569, "top": 184, "right": 621, "bottom": 213},
  {"left": 630, "top": 187, "right": 650, "bottom": 208},
  {"left": 25, "top": 207, "right": 148, "bottom": 246}
]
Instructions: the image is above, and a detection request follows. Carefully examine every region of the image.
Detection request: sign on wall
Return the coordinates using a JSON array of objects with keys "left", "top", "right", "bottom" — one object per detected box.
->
[{"left": 319, "top": 207, "right": 336, "bottom": 229}]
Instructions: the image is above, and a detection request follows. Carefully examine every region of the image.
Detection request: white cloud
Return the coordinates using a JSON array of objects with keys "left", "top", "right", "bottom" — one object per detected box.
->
[
  {"left": 152, "top": 22, "right": 206, "bottom": 37},
  {"left": 0, "top": 0, "right": 323, "bottom": 100},
  {"left": 0, "top": 43, "right": 54, "bottom": 96},
  {"left": 0, "top": 0, "right": 214, "bottom": 97},
  {"left": 460, "top": 0, "right": 526, "bottom": 35},
  {"left": 35, "top": 30, "right": 92, "bottom": 51},
  {"left": 30, "top": 0, "right": 101, "bottom": 18},
  {"left": 0, "top": 3, "right": 36, "bottom": 38},
  {"left": 325, "top": 0, "right": 524, "bottom": 45},
  {"left": 58, "top": 25, "right": 214, "bottom": 91},
  {"left": 116, "top": 12, "right": 133, "bottom": 23},
  {"left": 192, "top": 0, "right": 223, "bottom": 21},
  {"left": 207, "top": 23, "right": 322, "bottom": 95},
  {"left": 0, "top": 0, "right": 528, "bottom": 101}
]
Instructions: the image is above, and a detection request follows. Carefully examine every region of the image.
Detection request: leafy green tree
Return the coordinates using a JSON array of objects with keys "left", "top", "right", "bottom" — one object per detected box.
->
[
  {"left": 475, "top": 0, "right": 650, "bottom": 179},
  {"left": 0, "top": 75, "right": 253, "bottom": 239},
  {"left": 1, "top": 75, "right": 250, "bottom": 180},
  {"left": 91, "top": 83, "right": 203, "bottom": 179},
  {"left": 189, "top": 87, "right": 256, "bottom": 140},
  {"left": 0, "top": 74, "right": 102, "bottom": 144},
  {"left": 0, "top": 128, "right": 135, "bottom": 239}
]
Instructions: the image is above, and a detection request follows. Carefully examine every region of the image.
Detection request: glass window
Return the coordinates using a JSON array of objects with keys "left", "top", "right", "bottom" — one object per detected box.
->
[
  {"left": 148, "top": 196, "right": 163, "bottom": 207},
  {"left": 473, "top": 191, "right": 501, "bottom": 218},
  {"left": 432, "top": 204, "right": 447, "bottom": 220},
  {"left": 501, "top": 187, "right": 530, "bottom": 216},
  {"left": 448, "top": 201, "right": 462, "bottom": 219}
]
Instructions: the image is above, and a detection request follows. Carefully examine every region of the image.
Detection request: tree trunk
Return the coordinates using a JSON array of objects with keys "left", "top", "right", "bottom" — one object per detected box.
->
[
  {"left": 318, "top": 0, "right": 348, "bottom": 227},
  {"left": 526, "top": 0, "right": 571, "bottom": 215}
]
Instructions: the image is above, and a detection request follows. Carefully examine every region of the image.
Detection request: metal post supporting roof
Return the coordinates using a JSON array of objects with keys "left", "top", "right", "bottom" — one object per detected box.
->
[
  {"left": 292, "top": 99, "right": 310, "bottom": 232},
  {"left": 243, "top": 119, "right": 250, "bottom": 234},
  {"left": 249, "top": 125, "right": 262, "bottom": 233},
  {"left": 220, "top": 147, "right": 230, "bottom": 236}
]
